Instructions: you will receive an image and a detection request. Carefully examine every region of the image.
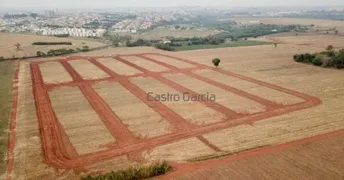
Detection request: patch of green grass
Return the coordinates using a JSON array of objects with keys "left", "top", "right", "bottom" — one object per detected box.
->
[
  {"left": 174, "top": 40, "right": 272, "bottom": 51},
  {"left": 81, "top": 161, "right": 172, "bottom": 180},
  {"left": 0, "top": 61, "right": 16, "bottom": 174}
]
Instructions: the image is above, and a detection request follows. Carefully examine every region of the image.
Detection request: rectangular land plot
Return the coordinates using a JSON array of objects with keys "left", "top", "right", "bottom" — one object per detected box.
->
[
  {"left": 195, "top": 69, "right": 305, "bottom": 105},
  {"left": 163, "top": 73, "right": 266, "bottom": 114},
  {"left": 48, "top": 86, "right": 115, "bottom": 155},
  {"left": 142, "top": 137, "right": 216, "bottom": 162},
  {"left": 143, "top": 54, "right": 196, "bottom": 68},
  {"left": 120, "top": 56, "right": 170, "bottom": 72},
  {"left": 68, "top": 59, "right": 109, "bottom": 80},
  {"left": 92, "top": 81, "right": 172, "bottom": 138},
  {"left": 130, "top": 77, "right": 225, "bottom": 125},
  {"left": 39, "top": 61, "right": 73, "bottom": 84},
  {"left": 97, "top": 58, "right": 142, "bottom": 76}
]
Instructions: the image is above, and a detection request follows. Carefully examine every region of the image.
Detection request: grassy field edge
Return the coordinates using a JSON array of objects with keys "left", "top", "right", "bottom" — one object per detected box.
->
[{"left": 0, "top": 61, "right": 17, "bottom": 175}]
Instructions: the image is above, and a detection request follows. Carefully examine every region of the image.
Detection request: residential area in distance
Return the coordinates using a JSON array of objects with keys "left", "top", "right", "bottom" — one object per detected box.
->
[{"left": 0, "top": 2, "right": 344, "bottom": 180}]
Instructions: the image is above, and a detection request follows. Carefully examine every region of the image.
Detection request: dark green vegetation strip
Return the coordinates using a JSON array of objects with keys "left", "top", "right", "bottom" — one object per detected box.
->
[
  {"left": 32, "top": 42, "right": 72, "bottom": 45},
  {"left": 81, "top": 161, "right": 172, "bottom": 180},
  {"left": 293, "top": 46, "right": 344, "bottom": 69},
  {"left": 0, "top": 61, "right": 16, "bottom": 174},
  {"left": 174, "top": 41, "right": 272, "bottom": 51}
]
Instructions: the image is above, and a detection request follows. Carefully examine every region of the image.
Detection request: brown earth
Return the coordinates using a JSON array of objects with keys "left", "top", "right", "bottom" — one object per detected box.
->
[
  {"left": 0, "top": 33, "right": 106, "bottom": 59},
  {"left": 4, "top": 34, "right": 344, "bottom": 180},
  {"left": 167, "top": 130, "right": 344, "bottom": 180}
]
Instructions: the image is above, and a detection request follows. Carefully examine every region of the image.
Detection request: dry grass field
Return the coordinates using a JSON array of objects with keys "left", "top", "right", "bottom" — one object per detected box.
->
[
  {"left": 137, "top": 28, "right": 219, "bottom": 40},
  {"left": 250, "top": 34, "right": 344, "bottom": 49},
  {"left": 231, "top": 17, "right": 344, "bottom": 32},
  {"left": 0, "top": 33, "right": 107, "bottom": 59},
  {"left": 171, "top": 131, "right": 344, "bottom": 180},
  {"left": 4, "top": 33, "right": 344, "bottom": 180}
]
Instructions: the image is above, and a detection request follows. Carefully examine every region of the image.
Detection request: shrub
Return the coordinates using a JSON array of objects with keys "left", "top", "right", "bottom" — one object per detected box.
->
[
  {"left": 81, "top": 46, "right": 90, "bottom": 52},
  {"left": 0, "top": 56, "right": 5, "bottom": 62},
  {"left": 294, "top": 54, "right": 304, "bottom": 62},
  {"left": 212, "top": 58, "right": 221, "bottom": 68},
  {"left": 294, "top": 53, "right": 315, "bottom": 63},
  {"left": 326, "top": 50, "right": 336, "bottom": 57},
  {"left": 312, "top": 57, "right": 323, "bottom": 66},
  {"left": 36, "top": 51, "right": 46, "bottom": 57},
  {"left": 332, "top": 52, "right": 344, "bottom": 68},
  {"left": 154, "top": 44, "right": 175, "bottom": 51},
  {"left": 303, "top": 53, "right": 314, "bottom": 63}
]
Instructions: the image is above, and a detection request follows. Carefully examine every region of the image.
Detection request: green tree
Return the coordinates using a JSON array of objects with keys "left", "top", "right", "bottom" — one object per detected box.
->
[
  {"left": 212, "top": 58, "right": 221, "bottom": 68},
  {"left": 0, "top": 56, "right": 5, "bottom": 62}
]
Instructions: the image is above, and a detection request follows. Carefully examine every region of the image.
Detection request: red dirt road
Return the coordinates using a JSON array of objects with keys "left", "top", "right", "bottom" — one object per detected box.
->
[{"left": 7, "top": 53, "right": 322, "bottom": 179}]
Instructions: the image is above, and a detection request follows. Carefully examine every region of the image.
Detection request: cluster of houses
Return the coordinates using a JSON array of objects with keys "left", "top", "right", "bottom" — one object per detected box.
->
[{"left": 41, "top": 28, "right": 106, "bottom": 37}]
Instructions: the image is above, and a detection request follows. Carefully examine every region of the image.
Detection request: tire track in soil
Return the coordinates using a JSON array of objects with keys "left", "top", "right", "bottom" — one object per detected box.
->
[{"left": 196, "top": 135, "right": 222, "bottom": 152}]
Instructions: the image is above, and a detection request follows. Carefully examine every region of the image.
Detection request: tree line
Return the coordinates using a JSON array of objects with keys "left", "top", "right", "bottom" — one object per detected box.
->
[
  {"left": 32, "top": 42, "right": 72, "bottom": 45},
  {"left": 36, "top": 46, "right": 90, "bottom": 57},
  {"left": 293, "top": 45, "right": 344, "bottom": 69}
]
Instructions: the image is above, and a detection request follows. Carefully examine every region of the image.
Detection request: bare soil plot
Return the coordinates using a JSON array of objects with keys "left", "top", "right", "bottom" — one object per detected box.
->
[
  {"left": 194, "top": 69, "right": 304, "bottom": 105},
  {"left": 38, "top": 61, "right": 73, "bottom": 84},
  {"left": 8, "top": 48, "right": 341, "bottom": 180},
  {"left": 0, "top": 32, "right": 106, "bottom": 59},
  {"left": 119, "top": 55, "right": 170, "bottom": 72},
  {"left": 48, "top": 86, "right": 115, "bottom": 155},
  {"left": 68, "top": 59, "right": 109, "bottom": 80},
  {"left": 163, "top": 73, "right": 266, "bottom": 114},
  {"left": 92, "top": 81, "right": 171, "bottom": 139},
  {"left": 143, "top": 54, "right": 195, "bottom": 69},
  {"left": 96, "top": 58, "right": 142, "bottom": 76},
  {"left": 142, "top": 138, "right": 216, "bottom": 162}
]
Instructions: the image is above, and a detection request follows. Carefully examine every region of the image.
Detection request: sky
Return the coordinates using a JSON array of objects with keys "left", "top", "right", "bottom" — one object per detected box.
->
[{"left": 1, "top": 0, "right": 343, "bottom": 8}]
